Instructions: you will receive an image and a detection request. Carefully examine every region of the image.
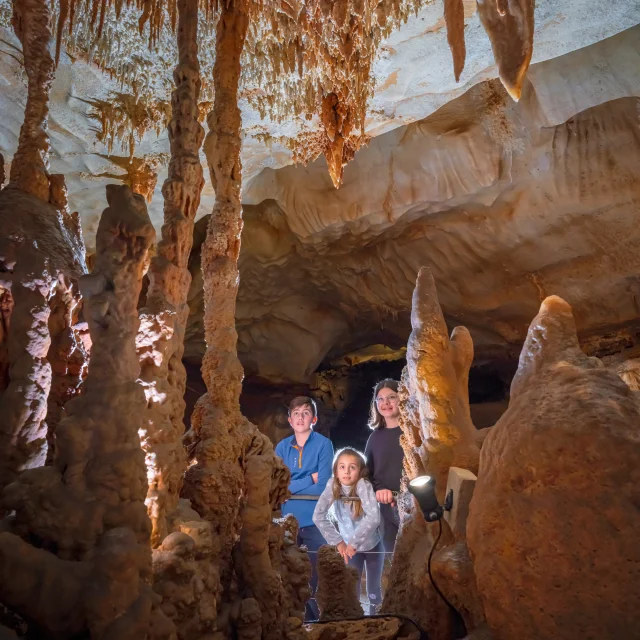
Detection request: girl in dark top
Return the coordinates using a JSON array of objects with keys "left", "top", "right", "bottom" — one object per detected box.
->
[{"left": 364, "top": 379, "right": 404, "bottom": 554}]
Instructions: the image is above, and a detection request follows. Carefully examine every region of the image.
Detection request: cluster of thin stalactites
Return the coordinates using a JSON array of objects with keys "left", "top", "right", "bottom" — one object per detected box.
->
[{"left": 48, "top": 0, "right": 534, "bottom": 188}]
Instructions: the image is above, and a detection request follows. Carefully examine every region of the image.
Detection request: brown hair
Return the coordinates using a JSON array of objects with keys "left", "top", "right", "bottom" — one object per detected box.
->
[
  {"left": 288, "top": 396, "right": 318, "bottom": 418},
  {"left": 331, "top": 448, "right": 369, "bottom": 519},
  {"left": 368, "top": 378, "right": 399, "bottom": 430}
]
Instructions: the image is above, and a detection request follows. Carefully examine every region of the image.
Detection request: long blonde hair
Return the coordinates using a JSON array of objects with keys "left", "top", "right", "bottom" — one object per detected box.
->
[
  {"left": 331, "top": 448, "right": 369, "bottom": 519},
  {"left": 368, "top": 378, "right": 399, "bottom": 430}
]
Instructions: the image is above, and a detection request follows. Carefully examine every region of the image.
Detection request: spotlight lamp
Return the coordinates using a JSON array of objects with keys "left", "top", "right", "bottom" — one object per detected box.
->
[{"left": 408, "top": 475, "right": 453, "bottom": 522}]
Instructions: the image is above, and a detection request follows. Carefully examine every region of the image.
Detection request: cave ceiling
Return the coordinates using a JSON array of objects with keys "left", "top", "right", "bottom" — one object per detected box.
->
[{"left": 0, "top": 0, "right": 639, "bottom": 385}]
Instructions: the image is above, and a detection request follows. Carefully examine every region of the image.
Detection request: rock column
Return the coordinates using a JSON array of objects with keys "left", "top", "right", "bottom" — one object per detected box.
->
[
  {"left": 137, "top": 0, "right": 205, "bottom": 547},
  {"left": 181, "top": 3, "right": 308, "bottom": 637},
  {"left": 9, "top": 0, "right": 54, "bottom": 199}
]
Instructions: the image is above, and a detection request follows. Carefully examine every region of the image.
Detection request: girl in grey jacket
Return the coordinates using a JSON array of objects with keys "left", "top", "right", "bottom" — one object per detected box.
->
[{"left": 312, "top": 448, "right": 385, "bottom": 614}]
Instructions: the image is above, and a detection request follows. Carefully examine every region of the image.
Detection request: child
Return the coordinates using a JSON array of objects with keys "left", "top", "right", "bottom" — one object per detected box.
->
[
  {"left": 312, "top": 448, "right": 384, "bottom": 615},
  {"left": 276, "top": 396, "right": 334, "bottom": 621}
]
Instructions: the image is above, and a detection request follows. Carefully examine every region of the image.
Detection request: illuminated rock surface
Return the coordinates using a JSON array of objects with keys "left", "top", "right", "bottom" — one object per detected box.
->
[{"left": 467, "top": 296, "right": 640, "bottom": 640}]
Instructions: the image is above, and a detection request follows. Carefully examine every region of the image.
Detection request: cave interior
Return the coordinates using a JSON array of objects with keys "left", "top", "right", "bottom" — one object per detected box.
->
[{"left": 0, "top": 0, "right": 639, "bottom": 638}]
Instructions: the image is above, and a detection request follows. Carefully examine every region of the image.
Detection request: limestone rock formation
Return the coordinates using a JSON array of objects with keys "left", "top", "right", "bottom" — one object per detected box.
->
[
  {"left": 467, "top": 296, "right": 640, "bottom": 640},
  {"left": 0, "top": 0, "right": 88, "bottom": 496},
  {"left": 477, "top": 0, "right": 535, "bottom": 100},
  {"left": 45, "top": 276, "right": 88, "bottom": 464},
  {"left": 381, "top": 267, "right": 485, "bottom": 640},
  {"left": 180, "top": 3, "right": 308, "bottom": 638},
  {"left": 0, "top": 184, "right": 174, "bottom": 639},
  {"left": 9, "top": 0, "right": 55, "bottom": 200},
  {"left": 151, "top": 501, "right": 217, "bottom": 638},
  {"left": 315, "top": 545, "right": 363, "bottom": 621},
  {"left": 306, "top": 617, "right": 406, "bottom": 640},
  {"left": 136, "top": 0, "right": 205, "bottom": 549},
  {"left": 0, "top": 188, "right": 86, "bottom": 495},
  {"left": 444, "top": 0, "right": 466, "bottom": 82}
]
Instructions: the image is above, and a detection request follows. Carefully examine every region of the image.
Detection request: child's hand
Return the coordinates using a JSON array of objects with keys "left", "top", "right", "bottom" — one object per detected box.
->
[
  {"left": 336, "top": 541, "right": 349, "bottom": 563},
  {"left": 345, "top": 544, "right": 357, "bottom": 559},
  {"left": 376, "top": 489, "right": 395, "bottom": 506}
]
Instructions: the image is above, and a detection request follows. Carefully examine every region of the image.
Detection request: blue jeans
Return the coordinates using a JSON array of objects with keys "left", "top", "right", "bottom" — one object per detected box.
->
[
  {"left": 380, "top": 503, "right": 399, "bottom": 554},
  {"left": 297, "top": 524, "right": 326, "bottom": 621},
  {"left": 348, "top": 540, "right": 385, "bottom": 615}
]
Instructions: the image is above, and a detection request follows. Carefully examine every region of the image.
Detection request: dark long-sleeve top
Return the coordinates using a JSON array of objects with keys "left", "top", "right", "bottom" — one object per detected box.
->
[{"left": 364, "top": 426, "right": 404, "bottom": 492}]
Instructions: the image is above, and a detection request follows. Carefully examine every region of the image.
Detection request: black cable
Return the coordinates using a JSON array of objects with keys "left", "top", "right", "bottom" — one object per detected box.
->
[
  {"left": 427, "top": 519, "right": 468, "bottom": 639},
  {"left": 306, "top": 613, "right": 429, "bottom": 639}
]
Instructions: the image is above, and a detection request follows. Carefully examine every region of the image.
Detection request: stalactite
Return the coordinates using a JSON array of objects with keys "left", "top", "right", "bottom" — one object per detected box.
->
[
  {"left": 0, "top": 185, "right": 175, "bottom": 639},
  {"left": 136, "top": 0, "right": 205, "bottom": 548},
  {"left": 9, "top": 0, "right": 55, "bottom": 200},
  {"left": 444, "top": 0, "right": 465, "bottom": 82},
  {"left": 476, "top": 0, "right": 535, "bottom": 101}
]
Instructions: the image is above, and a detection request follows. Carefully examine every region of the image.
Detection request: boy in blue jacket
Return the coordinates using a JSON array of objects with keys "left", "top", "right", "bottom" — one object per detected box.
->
[{"left": 275, "top": 396, "right": 334, "bottom": 620}]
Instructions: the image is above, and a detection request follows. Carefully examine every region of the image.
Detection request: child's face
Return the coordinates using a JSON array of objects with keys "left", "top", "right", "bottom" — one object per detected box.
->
[
  {"left": 336, "top": 455, "right": 360, "bottom": 486},
  {"left": 288, "top": 404, "right": 316, "bottom": 434},
  {"left": 376, "top": 387, "right": 400, "bottom": 419}
]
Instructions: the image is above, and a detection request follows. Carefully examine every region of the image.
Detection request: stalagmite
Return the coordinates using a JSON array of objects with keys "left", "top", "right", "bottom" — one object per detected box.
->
[
  {"left": 467, "top": 296, "right": 640, "bottom": 640},
  {"left": 315, "top": 546, "right": 363, "bottom": 620},
  {"left": 0, "top": 251, "right": 54, "bottom": 490},
  {"left": 0, "top": 184, "right": 174, "bottom": 639},
  {"left": 137, "top": 0, "right": 205, "bottom": 548},
  {"left": 9, "top": 0, "right": 55, "bottom": 200},
  {"left": 381, "top": 267, "right": 486, "bottom": 640},
  {"left": 444, "top": 0, "right": 466, "bottom": 82},
  {"left": 0, "top": 186, "right": 86, "bottom": 496},
  {"left": 0, "top": 0, "right": 88, "bottom": 495},
  {"left": 0, "top": 0, "right": 56, "bottom": 492},
  {"left": 398, "top": 267, "right": 482, "bottom": 496},
  {"left": 45, "top": 277, "right": 87, "bottom": 464},
  {"left": 476, "top": 0, "right": 535, "bottom": 100}
]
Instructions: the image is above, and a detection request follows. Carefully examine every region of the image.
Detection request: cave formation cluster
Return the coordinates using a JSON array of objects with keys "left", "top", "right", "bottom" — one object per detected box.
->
[{"left": 1, "top": 0, "right": 639, "bottom": 639}]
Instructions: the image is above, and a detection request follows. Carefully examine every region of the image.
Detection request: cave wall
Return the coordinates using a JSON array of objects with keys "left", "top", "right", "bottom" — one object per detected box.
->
[{"left": 178, "top": 28, "right": 640, "bottom": 392}]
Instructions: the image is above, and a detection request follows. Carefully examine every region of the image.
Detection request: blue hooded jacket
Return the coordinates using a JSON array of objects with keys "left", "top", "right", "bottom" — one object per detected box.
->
[{"left": 275, "top": 430, "right": 334, "bottom": 528}]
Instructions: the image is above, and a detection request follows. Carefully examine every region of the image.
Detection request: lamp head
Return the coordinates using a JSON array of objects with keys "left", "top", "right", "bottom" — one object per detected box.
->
[{"left": 408, "top": 475, "right": 452, "bottom": 522}]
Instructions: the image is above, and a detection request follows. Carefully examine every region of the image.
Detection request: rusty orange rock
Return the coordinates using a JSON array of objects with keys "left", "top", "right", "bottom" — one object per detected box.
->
[{"left": 468, "top": 296, "right": 640, "bottom": 640}]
